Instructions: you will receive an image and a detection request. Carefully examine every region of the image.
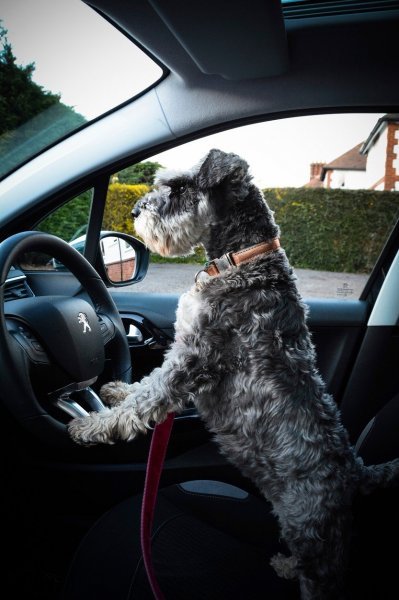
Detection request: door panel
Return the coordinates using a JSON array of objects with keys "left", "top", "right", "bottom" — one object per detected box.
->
[
  {"left": 111, "top": 291, "right": 369, "bottom": 397},
  {"left": 110, "top": 291, "right": 372, "bottom": 478},
  {"left": 308, "top": 299, "right": 369, "bottom": 401}
]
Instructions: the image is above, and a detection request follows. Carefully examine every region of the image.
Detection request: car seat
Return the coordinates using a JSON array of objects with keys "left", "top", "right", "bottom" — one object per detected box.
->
[{"left": 62, "top": 392, "right": 399, "bottom": 600}]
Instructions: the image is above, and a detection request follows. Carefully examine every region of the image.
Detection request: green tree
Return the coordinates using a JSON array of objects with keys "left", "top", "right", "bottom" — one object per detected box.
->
[
  {"left": 0, "top": 23, "right": 86, "bottom": 179},
  {"left": 0, "top": 24, "right": 60, "bottom": 134},
  {"left": 36, "top": 190, "right": 93, "bottom": 242},
  {"left": 115, "top": 161, "right": 164, "bottom": 185}
]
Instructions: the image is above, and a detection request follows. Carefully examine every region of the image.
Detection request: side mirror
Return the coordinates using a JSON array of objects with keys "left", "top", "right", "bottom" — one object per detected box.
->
[{"left": 97, "top": 232, "right": 149, "bottom": 286}]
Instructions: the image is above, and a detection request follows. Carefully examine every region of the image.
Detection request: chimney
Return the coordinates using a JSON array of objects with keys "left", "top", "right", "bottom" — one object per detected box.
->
[{"left": 310, "top": 162, "right": 325, "bottom": 179}]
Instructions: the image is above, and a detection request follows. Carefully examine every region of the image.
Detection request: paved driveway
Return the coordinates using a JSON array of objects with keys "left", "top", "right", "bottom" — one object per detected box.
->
[{"left": 121, "top": 263, "right": 368, "bottom": 299}]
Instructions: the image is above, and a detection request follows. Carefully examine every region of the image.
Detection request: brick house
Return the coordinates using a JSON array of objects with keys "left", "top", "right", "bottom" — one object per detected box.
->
[
  {"left": 360, "top": 114, "right": 399, "bottom": 191},
  {"left": 305, "top": 114, "right": 399, "bottom": 190}
]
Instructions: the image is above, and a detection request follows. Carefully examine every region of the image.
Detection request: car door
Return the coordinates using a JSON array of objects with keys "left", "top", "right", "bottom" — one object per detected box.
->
[{"left": 4, "top": 112, "right": 398, "bottom": 564}]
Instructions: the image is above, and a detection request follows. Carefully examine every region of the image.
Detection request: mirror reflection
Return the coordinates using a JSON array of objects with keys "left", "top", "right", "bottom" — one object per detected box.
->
[{"left": 101, "top": 235, "right": 136, "bottom": 283}]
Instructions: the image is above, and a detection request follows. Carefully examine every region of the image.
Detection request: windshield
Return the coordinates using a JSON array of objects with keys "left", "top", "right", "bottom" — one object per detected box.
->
[{"left": 0, "top": 0, "right": 163, "bottom": 180}]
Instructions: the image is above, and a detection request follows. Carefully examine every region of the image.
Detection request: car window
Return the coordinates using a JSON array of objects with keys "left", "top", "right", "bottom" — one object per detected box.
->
[
  {"left": 17, "top": 189, "right": 93, "bottom": 271},
  {"left": 0, "top": 0, "right": 163, "bottom": 180},
  {"left": 103, "top": 113, "right": 399, "bottom": 299}
]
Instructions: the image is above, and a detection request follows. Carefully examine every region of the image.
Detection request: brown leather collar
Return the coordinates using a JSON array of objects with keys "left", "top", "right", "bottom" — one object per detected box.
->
[{"left": 195, "top": 238, "right": 280, "bottom": 283}]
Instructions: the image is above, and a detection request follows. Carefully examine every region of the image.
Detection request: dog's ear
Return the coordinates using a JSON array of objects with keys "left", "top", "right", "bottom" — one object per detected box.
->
[{"left": 197, "top": 149, "right": 250, "bottom": 190}]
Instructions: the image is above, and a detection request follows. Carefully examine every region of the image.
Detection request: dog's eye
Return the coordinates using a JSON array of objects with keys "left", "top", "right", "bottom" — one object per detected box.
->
[
  {"left": 169, "top": 183, "right": 186, "bottom": 198},
  {"left": 173, "top": 182, "right": 186, "bottom": 193}
]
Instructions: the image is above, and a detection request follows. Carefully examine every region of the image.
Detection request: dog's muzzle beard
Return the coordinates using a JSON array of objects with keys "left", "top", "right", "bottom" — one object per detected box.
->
[
  {"left": 134, "top": 194, "right": 209, "bottom": 258},
  {"left": 134, "top": 210, "right": 174, "bottom": 256}
]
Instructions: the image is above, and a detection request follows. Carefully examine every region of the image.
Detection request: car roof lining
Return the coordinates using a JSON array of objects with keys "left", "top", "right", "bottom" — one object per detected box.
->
[
  {"left": 147, "top": 0, "right": 289, "bottom": 80},
  {"left": 85, "top": 1, "right": 399, "bottom": 80},
  {"left": 85, "top": 1, "right": 399, "bottom": 110}
]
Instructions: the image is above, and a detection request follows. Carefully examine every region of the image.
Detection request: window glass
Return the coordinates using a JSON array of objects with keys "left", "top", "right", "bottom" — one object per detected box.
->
[
  {"left": 18, "top": 189, "right": 93, "bottom": 271},
  {"left": 103, "top": 114, "right": 399, "bottom": 299},
  {"left": 0, "top": 0, "right": 163, "bottom": 180}
]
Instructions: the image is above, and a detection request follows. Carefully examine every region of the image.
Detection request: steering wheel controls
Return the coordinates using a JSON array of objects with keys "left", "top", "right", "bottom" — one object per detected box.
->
[
  {"left": 7, "top": 319, "right": 49, "bottom": 365},
  {"left": 98, "top": 314, "right": 115, "bottom": 344}
]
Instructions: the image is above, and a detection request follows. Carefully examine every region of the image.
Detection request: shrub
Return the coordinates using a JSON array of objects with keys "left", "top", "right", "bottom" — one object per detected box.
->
[
  {"left": 103, "top": 184, "right": 399, "bottom": 271},
  {"left": 103, "top": 183, "right": 149, "bottom": 236},
  {"left": 264, "top": 187, "right": 399, "bottom": 273}
]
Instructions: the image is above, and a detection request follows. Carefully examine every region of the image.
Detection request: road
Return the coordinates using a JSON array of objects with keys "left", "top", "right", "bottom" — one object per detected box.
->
[{"left": 119, "top": 263, "right": 368, "bottom": 299}]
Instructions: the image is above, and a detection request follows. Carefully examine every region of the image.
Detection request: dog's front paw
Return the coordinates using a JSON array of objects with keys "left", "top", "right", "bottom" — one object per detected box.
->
[
  {"left": 100, "top": 380, "right": 137, "bottom": 407},
  {"left": 68, "top": 409, "right": 117, "bottom": 445},
  {"left": 68, "top": 402, "right": 147, "bottom": 445}
]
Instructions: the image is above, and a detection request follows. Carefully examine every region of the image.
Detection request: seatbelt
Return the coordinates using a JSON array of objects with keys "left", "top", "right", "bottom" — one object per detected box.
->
[{"left": 140, "top": 412, "right": 175, "bottom": 600}]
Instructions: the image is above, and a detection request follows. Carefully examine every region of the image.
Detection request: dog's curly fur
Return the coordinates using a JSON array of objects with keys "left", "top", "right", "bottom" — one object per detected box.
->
[{"left": 69, "top": 149, "right": 399, "bottom": 599}]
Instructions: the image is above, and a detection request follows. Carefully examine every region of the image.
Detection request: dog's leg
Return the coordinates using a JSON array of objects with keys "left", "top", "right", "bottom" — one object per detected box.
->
[
  {"left": 280, "top": 510, "right": 351, "bottom": 600},
  {"left": 270, "top": 553, "right": 299, "bottom": 579},
  {"left": 68, "top": 341, "right": 211, "bottom": 445}
]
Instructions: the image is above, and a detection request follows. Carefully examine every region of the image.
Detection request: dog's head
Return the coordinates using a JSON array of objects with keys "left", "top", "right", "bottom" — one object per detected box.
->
[{"left": 133, "top": 149, "right": 253, "bottom": 257}]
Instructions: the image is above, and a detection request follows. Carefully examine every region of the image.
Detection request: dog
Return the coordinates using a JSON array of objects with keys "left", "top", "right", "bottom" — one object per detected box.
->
[{"left": 69, "top": 149, "right": 399, "bottom": 599}]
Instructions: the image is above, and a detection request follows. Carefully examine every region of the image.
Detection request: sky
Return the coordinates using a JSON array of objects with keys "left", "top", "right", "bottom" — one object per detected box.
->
[
  {"left": 1, "top": 0, "right": 162, "bottom": 118},
  {"left": 1, "top": 1, "right": 383, "bottom": 187},
  {"left": 150, "top": 113, "right": 383, "bottom": 188}
]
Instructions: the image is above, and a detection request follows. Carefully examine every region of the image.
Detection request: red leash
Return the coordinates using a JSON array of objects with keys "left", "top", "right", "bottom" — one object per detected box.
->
[{"left": 140, "top": 412, "right": 175, "bottom": 600}]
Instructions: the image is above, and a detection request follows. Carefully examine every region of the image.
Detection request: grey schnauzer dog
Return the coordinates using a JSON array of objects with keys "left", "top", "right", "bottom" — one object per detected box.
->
[{"left": 69, "top": 149, "right": 399, "bottom": 599}]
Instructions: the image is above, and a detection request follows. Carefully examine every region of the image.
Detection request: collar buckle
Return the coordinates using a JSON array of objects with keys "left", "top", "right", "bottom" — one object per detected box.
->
[{"left": 210, "top": 251, "right": 235, "bottom": 274}]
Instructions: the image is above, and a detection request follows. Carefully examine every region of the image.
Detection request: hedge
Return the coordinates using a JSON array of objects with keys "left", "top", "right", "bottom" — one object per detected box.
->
[
  {"left": 264, "top": 187, "right": 399, "bottom": 273},
  {"left": 46, "top": 184, "right": 398, "bottom": 273},
  {"left": 104, "top": 185, "right": 399, "bottom": 271},
  {"left": 103, "top": 183, "right": 150, "bottom": 236}
]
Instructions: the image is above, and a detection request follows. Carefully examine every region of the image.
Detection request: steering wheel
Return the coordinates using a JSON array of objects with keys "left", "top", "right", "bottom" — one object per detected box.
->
[{"left": 0, "top": 231, "right": 132, "bottom": 447}]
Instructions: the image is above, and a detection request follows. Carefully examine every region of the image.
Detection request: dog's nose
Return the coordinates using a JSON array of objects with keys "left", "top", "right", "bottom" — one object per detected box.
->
[{"left": 132, "top": 204, "right": 141, "bottom": 218}]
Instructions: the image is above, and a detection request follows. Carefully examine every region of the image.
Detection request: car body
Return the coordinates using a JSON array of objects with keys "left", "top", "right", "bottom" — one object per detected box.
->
[{"left": 0, "top": 1, "right": 398, "bottom": 598}]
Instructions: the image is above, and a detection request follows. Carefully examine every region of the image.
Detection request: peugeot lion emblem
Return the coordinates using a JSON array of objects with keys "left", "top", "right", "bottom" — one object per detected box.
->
[{"left": 77, "top": 312, "right": 92, "bottom": 334}]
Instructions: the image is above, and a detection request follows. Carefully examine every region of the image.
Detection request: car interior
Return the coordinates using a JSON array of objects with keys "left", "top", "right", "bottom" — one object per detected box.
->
[{"left": 0, "top": 1, "right": 399, "bottom": 599}]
